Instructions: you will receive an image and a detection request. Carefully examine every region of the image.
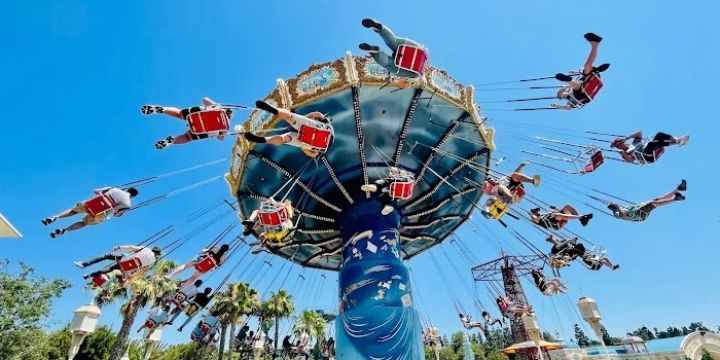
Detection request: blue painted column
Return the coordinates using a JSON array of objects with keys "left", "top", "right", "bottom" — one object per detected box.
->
[{"left": 336, "top": 199, "right": 425, "bottom": 360}]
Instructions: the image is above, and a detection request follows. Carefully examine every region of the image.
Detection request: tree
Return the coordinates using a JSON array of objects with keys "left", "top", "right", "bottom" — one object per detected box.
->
[
  {"left": 210, "top": 282, "right": 260, "bottom": 360},
  {"left": 293, "top": 310, "right": 327, "bottom": 347},
  {"left": 574, "top": 324, "right": 591, "bottom": 347},
  {"left": 600, "top": 325, "right": 621, "bottom": 346},
  {"left": 263, "top": 289, "right": 295, "bottom": 354},
  {"left": 95, "top": 259, "right": 178, "bottom": 360},
  {"left": 0, "top": 260, "right": 71, "bottom": 359},
  {"left": 542, "top": 331, "right": 557, "bottom": 342},
  {"left": 631, "top": 326, "right": 655, "bottom": 341}
]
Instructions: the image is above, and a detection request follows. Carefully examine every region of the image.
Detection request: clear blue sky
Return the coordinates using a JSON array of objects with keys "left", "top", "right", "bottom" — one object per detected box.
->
[{"left": 1, "top": 0, "right": 719, "bottom": 346}]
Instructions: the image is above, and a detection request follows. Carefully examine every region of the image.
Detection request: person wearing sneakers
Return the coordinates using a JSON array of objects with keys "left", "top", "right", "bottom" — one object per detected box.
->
[
  {"left": 531, "top": 268, "right": 568, "bottom": 296},
  {"left": 459, "top": 313, "right": 488, "bottom": 335},
  {"left": 530, "top": 205, "right": 593, "bottom": 230},
  {"left": 137, "top": 305, "right": 171, "bottom": 335},
  {"left": 482, "top": 162, "right": 541, "bottom": 202},
  {"left": 552, "top": 33, "right": 610, "bottom": 110},
  {"left": 141, "top": 97, "right": 233, "bottom": 149},
  {"left": 358, "top": 18, "right": 424, "bottom": 79},
  {"left": 608, "top": 180, "right": 687, "bottom": 222},
  {"left": 482, "top": 311, "right": 502, "bottom": 327},
  {"left": 242, "top": 101, "right": 334, "bottom": 158},
  {"left": 42, "top": 187, "right": 138, "bottom": 238},
  {"left": 75, "top": 245, "right": 161, "bottom": 279},
  {"left": 611, "top": 131, "right": 690, "bottom": 164},
  {"left": 581, "top": 251, "right": 620, "bottom": 271},
  {"left": 361, "top": 166, "right": 415, "bottom": 216}
]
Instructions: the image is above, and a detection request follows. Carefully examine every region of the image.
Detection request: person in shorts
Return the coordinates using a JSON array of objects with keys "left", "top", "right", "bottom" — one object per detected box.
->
[
  {"left": 608, "top": 180, "right": 687, "bottom": 221},
  {"left": 552, "top": 32, "right": 610, "bottom": 110},
  {"left": 612, "top": 130, "right": 689, "bottom": 164}
]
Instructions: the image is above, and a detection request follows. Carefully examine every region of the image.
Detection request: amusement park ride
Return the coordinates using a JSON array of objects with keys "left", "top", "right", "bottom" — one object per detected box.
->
[{"left": 227, "top": 52, "right": 494, "bottom": 358}]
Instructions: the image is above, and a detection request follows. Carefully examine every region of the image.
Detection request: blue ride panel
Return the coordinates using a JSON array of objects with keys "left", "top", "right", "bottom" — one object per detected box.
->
[{"left": 336, "top": 199, "right": 424, "bottom": 359}]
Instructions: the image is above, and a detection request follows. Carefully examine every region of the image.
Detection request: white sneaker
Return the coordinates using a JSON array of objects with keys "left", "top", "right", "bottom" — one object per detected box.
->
[
  {"left": 677, "top": 134, "right": 689, "bottom": 146},
  {"left": 381, "top": 205, "right": 394, "bottom": 216},
  {"left": 361, "top": 184, "right": 378, "bottom": 193},
  {"left": 74, "top": 261, "right": 85, "bottom": 269},
  {"left": 532, "top": 175, "right": 541, "bottom": 187}
]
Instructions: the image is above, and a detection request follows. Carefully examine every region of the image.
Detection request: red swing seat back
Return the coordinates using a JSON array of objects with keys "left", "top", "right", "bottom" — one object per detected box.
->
[
  {"left": 119, "top": 257, "right": 143, "bottom": 272},
  {"left": 652, "top": 147, "right": 665, "bottom": 161},
  {"left": 187, "top": 109, "right": 230, "bottom": 136},
  {"left": 297, "top": 124, "right": 333, "bottom": 152},
  {"left": 394, "top": 44, "right": 428, "bottom": 75},
  {"left": 581, "top": 150, "right": 605, "bottom": 174},
  {"left": 84, "top": 194, "right": 116, "bottom": 217},
  {"left": 581, "top": 73, "right": 603, "bottom": 100},
  {"left": 172, "top": 291, "right": 188, "bottom": 305},
  {"left": 389, "top": 180, "right": 414, "bottom": 200},
  {"left": 194, "top": 256, "right": 217, "bottom": 273}
]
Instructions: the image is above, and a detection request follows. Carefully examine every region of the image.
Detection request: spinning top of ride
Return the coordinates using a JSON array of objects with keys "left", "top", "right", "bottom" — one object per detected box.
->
[{"left": 227, "top": 52, "right": 494, "bottom": 270}]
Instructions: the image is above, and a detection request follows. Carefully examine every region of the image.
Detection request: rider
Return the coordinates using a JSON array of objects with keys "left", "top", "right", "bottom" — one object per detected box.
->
[
  {"left": 358, "top": 18, "right": 424, "bottom": 79},
  {"left": 137, "top": 305, "right": 171, "bottom": 335},
  {"left": 175, "top": 287, "right": 214, "bottom": 330},
  {"left": 530, "top": 205, "right": 593, "bottom": 230},
  {"left": 482, "top": 162, "right": 541, "bottom": 202},
  {"left": 166, "top": 279, "right": 203, "bottom": 319},
  {"left": 552, "top": 32, "right": 609, "bottom": 110},
  {"left": 608, "top": 180, "right": 686, "bottom": 222},
  {"left": 43, "top": 187, "right": 138, "bottom": 238},
  {"left": 141, "top": 97, "right": 233, "bottom": 150},
  {"left": 581, "top": 252, "right": 620, "bottom": 271},
  {"left": 482, "top": 311, "right": 502, "bottom": 327},
  {"left": 361, "top": 166, "right": 415, "bottom": 216},
  {"left": 191, "top": 311, "right": 222, "bottom": 347},
  {"left": 531, "top": 268, "right": 568, "bottom": 296},
  {"left": 459, "top": 313, "right": 489, "bottom": 336},
  {"left": 611, "top": 131, "right": 689, "bottom": 164},
  {"left": 77, "top": 245, "right": 161, "bottom": 281},
  {"left": 243, "top": 100, "right": 334, "bottom": 158},
  {"left": 169, "top": 244, "right": 230, "bottom": 284}
]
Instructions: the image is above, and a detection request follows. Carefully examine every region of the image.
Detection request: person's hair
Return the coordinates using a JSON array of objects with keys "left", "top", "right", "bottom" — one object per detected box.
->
[
  {"left": 203, "top": 287, "right": 212, "bottom": 294},
  {"left": 164, "top": 304, "right": 171, "bottom": 311},
  {"left": 219, "top": 244, "right": 230, "bottom": 252},
  {"left": 127, "top": 187, "right": 139, "bottom": 197},
  {"left": 556, "top": 88, "right": 569, "bottom": 99},
  {"left": 151, "top": 246, "right": 162, "bottom": 255},
  {"left": 320, "top": 114, "right": 332, "bottom": 123},
  {"left": 194, "top": 279, "right": 203, "bottom": 286}
]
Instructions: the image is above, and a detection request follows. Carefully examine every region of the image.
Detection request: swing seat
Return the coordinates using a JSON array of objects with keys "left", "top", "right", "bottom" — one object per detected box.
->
[
  {"left": 200, "top": 323, "right": 211, "bottom": 334},
  {"left": 172, "top": 291, "right": 188, "bottom": 304},
  {"left": 652, "top": 147, "right": 665, "bottom": 161},
  {"left": 394, "top": 44, "right": 428, "bottom": 76},
  {"left": 581, "top": 73, "right": 603, "bottom": 100},
  {"left": 258, "top": 203, "right": 289, "bottom": 227},
  {"left": 581, "top": 150, "right": 605, "bottom": 174},
  {"left": 144, "top": 319, "right": 157, "bottom": 329},
  {"left": 389, "top": 180, "right": 414, "bottom": 200},
  {"left": 118, "top": 258, "right": 143, "bottom": 272},
  {"left": 482, "top": 180, "right": 497, "bottom": 195},
  {"left": 186, "top": 108, "right": 230, "bottom": 136},
  {"left": 91, "top": 274, "right": 109, "bottom": 288},
  {"left": 84, "top": 194, "right": 116, "bottom": 217},
  {"left": 297, "top": 123, "right": 333, "bottom": 152},
  {"left": 193, "top": 256, "right": 218, "bottom": 273},
  {"left": 488, "top": 199, "right": 509, "bottom": 219},
  {"left": 511, "top": 186, "right": 526, "bottom": 204}
]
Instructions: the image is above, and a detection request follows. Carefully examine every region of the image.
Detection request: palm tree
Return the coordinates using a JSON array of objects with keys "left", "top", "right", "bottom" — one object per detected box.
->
[
  {"left": 94, "top": 259, "right": 178, "bottom": 360},
  {"left": 293, "top": 310, "right": 327, "bottom": 352},
  {"left": 262, "top": 289, "right": 295, "bottom": 355},
  {"left": 210, "top": 282, "right": 260, "bottom": 360}
]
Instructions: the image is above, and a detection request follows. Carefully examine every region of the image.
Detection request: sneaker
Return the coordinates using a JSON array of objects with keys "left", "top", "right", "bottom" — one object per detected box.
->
[
  {"left": 674, "top": 192, "right": 686, "bottom": 201},
  {"left": 359, "top": 43, "right": 380, "bottom": 53},
  {"left": 579, "top": 213, "right": 593, "bottom": 226},
  {"left": 677, "top": 179, "right": 687, "bottom": 192},
  {"left": 74, "top": 261, "right": 85, "bottom": 269},
  {"left": 555, "top": 73, "right": 573, "bottom": 82},
  {"left": 381, "top": 205, "right": 394, "bottom": 216},
  {"left": 155, "top": 136, "right": 175, "bottom": 150},
  {"left": 141, "top": 105, "right": 164, "bottom": 115},
  {"left": 41, "top": 216, "right": 57, "bottom": 226},
  {"left": 241, "top": 219, "right": 255, "bottom": 226},
  {"left": 255, "top": 100, "right": 279, "bottom": 115},
  {"left": 361, "top": 184, "right": 378, "bottom": 193},
  {"left": 677, "top": 135, "right": 690, "bottom": 146},
  {"left": 584, "top": 32, "right": 603, "bottom": 43},
  {"left": 242, "top": 230, "right": 252, "bottom": 236},
  {"left": 361, "top": 18, "right": 382, "bottom": 31},
  {"left": 593, "top": 63, "right": 611, "bottom": 73},
  {"left": 612, "top": 265, "right": 620, "bottom": 270},
  {"left": 532, "top": 175, "right": 541, "bottom": 187},
  {"left": 50, "top": 229, "right": 64, "bottom": 239}
]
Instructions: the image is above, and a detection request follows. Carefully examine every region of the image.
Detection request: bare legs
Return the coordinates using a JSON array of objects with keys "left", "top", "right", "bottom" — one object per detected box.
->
[{"left": 582, "top": 38, "right": 601, "bottom": 75}]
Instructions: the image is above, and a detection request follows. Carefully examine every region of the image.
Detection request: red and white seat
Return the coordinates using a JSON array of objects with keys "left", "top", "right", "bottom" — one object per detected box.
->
[{"left": 394, "top": 44, "right": 428, "bottom": 76}]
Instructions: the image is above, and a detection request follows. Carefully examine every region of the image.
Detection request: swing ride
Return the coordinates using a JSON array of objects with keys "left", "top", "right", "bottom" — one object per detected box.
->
[{"left": 227, "top": 52, "right": 493, "bottom": 359}]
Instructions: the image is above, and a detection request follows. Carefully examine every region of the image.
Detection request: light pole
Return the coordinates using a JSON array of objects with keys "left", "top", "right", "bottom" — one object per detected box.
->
[
  {"left": 577, "top": 296, "right": 611, "bottom": 360},
  {"left": 68, "top": 303, "right": 101, "bottom": 360}
]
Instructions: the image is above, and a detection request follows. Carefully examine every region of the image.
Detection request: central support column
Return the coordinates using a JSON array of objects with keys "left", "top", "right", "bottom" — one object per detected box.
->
[{"left": 336, "top": 199, "right": 425, "bottom": 360}]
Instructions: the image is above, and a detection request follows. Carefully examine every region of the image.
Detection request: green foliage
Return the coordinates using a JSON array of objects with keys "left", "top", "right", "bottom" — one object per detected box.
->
[
  {"left": 153, "top": 343, "right": 214, "bottom": 360},
  {"left": 701, "top": 349, "right": 714, "bottom": 360},
  {"left": 574, "top": 324, "right": 591, "bottom": 347},
  {"left": 630, "top": 325, "right": 656, "bottom": 341},
  {"left": 293, "top": 310, "right": 327, "bottom": 341},
  {"left": 0, "top": 260, "right": 71, "bottom": 360},
  {"left": 75, "top": 326, "right": 117, "bottom": 360},
  {"left": 600, "top": 325, "right": 622, "bottom": 346}
]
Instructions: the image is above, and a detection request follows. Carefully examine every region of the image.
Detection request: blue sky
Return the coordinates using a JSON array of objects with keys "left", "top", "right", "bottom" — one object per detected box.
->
[{"left": 1, "top": 0, "right": 719, "bottom": 346}]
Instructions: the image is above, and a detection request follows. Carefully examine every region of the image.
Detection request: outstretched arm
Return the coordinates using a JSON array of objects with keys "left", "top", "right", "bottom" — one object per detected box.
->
[
  {"left": 202, "top": 97, "right": 216, "bottom": 106},
  {"left": 550, "top": 103, "right": 573, "bottom": 110}
]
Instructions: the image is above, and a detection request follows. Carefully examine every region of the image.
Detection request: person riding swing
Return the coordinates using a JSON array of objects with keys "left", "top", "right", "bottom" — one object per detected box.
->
[
  {"left": 137, "top": 305, "right": 171, "bottom": 336},
  {"left": 459, "top": 313, "right": 489, "bottom": 336},
  {"left": 164, "top": 279, "right": 204, "bottom": 321},
  {"left": 531, "top": 268, "right": 568, "bottom": 296},
  {"left": 482, "top": 163, "right": 541, "bottom": 204},
  {"left": 243, "top": 101, "right": 334, "bottom": 158},
  {"left": 358, "top": 19, "right": 428, "bottom": 79},
  {"left": 530, "top": 205, "right": 593, "bottom": 230},
  {"left": 173, "top": 287, "right": 214, "bottom": 330},
  {"left": 169, "top": 244, "right": 230, "bottom": 285},
  {"left": 242, "top": 198, "right": 295, "bottom": 246},
  {"left": 611, "top": 131, "right": 689, "bottom": 164},
  {"left": 43, "top": 187, "right": 138, "bottom": 238},
  {"left": 608, "top": 180, "right": 687, "bottom": 222},
  {"left": 191, "top": 311, "right": 222, "bottom": 347},
  {"left": 76, "top": 245, "right": 161, "bottom": 288},
  {"left": 361, "top": 166, "right": 416, "bottom": 216},
  {"left": 552, "top": 33, "right": 610, "bottom": 110},
  {"left": 141, "top": 97, "right": 234, "bottom": 150}
]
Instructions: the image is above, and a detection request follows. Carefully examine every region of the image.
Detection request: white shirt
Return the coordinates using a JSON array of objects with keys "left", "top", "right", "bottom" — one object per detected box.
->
[
  {"left": 98, "top": 187, "right": 133, "bottom": 211},
  {"left": 122, "top": 247, "right": 156, "bottom": 267},
  {"left": 178, "top": 283, "right": 200, "bottom": 300}
]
